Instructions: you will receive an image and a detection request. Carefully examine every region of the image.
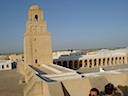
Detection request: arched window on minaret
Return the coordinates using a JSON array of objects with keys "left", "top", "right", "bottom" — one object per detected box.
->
[{"left": 35, "top": 15, "right": 38, "bottom": 21}]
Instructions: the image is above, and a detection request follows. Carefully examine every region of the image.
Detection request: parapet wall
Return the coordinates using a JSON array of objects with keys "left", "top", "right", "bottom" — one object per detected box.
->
[{"left": 25, "top": 72, "right": 128, "bottom": 96}]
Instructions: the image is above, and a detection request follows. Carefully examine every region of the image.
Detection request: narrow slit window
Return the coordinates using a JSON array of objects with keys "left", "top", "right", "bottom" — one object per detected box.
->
[
  {"left": 7, "top": 65, "right": 9, "bottom": 68},
  {"left": 2, "top": 65, "right": 4, "bottom": 69},
  {"left": 35, "top": 59, "right": 38, "bottom": 64}
]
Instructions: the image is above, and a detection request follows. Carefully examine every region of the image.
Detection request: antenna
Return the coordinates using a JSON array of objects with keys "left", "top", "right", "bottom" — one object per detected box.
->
[{"left": 34, "top": 0, "right": 37, "bottom": 5}]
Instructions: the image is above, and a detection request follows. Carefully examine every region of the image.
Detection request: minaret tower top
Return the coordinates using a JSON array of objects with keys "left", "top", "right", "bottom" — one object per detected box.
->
[
  {"left": 25, "top": 4, "right": 47, "bottom": 35},
  {"left": 27, "top": 4, "right": 43, "bottom": 22}
]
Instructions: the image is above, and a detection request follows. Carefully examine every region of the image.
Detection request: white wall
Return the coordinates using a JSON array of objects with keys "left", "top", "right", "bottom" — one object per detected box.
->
[{"left": 0, "top": 60, "right": 12, "bottom": 70}]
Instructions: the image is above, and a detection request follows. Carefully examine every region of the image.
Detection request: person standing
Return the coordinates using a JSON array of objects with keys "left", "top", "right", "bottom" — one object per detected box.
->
[{"left": 103, "top": 83, "right": 124, "bottom": 96}]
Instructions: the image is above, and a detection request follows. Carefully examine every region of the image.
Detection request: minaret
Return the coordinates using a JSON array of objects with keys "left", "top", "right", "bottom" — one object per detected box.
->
[{"left": 24, "top": 5, "right": 52, "bottom": 66}]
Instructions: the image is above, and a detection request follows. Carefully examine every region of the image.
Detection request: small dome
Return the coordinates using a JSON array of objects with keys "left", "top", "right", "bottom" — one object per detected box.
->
[{"left": 30, "top": 5, "right": 40, "bottom": 10}]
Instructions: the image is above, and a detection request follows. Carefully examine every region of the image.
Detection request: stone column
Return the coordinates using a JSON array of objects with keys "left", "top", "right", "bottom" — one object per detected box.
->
[
  {"left": 67, "top": 61, "right": 69, "bottom": 68},
  {"left": 72, "top": 60, "right": 75, "bottom": 69},
  {"left": 121, "top": 57, "right": 123, "bottom": 64},
  {"left": 117, "top": 57, "right": 119, "bottom": 65},
  {"left": 100, "top": 58, "right": 103, "bottom": 67},
  {"left": 104, "top": 58, "right": 107, "bottom": 66},
  {"left": 92, "top": 59, "right": 94, "bottom": 68},
  {"left": 108, "top": 57, "right": 111, "bottom": 65},
  {"left": 124, "top": 56, "right": 127, "bottom": 64},
  {"left": 113, "top": 57, "right": 116, "bottom": 65},
  {"left": 87, "top": 59, "right": 90, "bottom": 68},
  {"left": 82, "top": 60, "right": 85, "bottom": 68},
  {"left": 96, "top": 58, "right": 99, "bottom": 67}
]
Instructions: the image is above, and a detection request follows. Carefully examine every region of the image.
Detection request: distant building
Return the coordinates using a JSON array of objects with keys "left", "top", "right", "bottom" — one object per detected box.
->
[
  {"left": 53, "top": 48, "right": 128, "bottom": 70},
  {"left": 9, "top": 54, "right": 24, "bottom": 62},
  {"left": 52, "top": 50, "right": 81, "bottom": 59},
  {"left": 0, "top": 54, "right": 9, "bottom": 60},
  {"left": 0, "top": 60, "right": 17, "bottom": 70}
]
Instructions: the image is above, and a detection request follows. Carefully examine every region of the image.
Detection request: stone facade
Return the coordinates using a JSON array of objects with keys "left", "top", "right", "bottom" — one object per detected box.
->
[
  {"left": 24, "top": 5, "right": 52, "bottom": 66},
  {"left": 0, "top": 60, "right": 12, "bottom": 70},
  {"left": 54, "top": 52, "right": 128, "bottom": 70}
]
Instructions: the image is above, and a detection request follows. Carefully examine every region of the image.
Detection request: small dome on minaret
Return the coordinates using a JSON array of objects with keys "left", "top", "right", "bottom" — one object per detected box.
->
[{"left": 30, "top": 4, "right": 40, "bottom": 10}]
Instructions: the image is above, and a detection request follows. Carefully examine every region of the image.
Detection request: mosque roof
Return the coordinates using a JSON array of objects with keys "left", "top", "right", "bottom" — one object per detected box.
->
[{"left": 30, "top": 4, "right": 40, "bottom": 10}]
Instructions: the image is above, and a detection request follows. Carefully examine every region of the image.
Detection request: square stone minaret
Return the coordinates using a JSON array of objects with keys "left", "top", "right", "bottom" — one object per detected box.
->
[{"left": 24, "top": 5, "right": 52, "bottom": 66}]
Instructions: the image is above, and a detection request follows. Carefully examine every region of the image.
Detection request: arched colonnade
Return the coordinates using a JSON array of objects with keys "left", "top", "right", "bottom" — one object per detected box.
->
[{"left": 53, "top": 56, "right": 128, "bottom": 70}]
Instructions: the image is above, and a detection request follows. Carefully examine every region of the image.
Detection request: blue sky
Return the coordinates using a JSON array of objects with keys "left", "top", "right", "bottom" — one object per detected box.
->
[{"left": 0, "top": 0, "right": 128, "bottom": 53}]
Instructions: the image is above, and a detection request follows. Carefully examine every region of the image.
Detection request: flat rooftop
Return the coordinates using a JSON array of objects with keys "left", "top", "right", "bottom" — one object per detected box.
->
[
  {"left": 77, "top": 64, "right": 128, "bottom": 73},
  {"left": 31, "top": 64, "right": 76, "bottom": 75},
  {"left": 0, "top": 69, "right": 25, "bottom": 96},
  {"left": 30, "top": 64, "right": 128, "bottom": 82}
]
